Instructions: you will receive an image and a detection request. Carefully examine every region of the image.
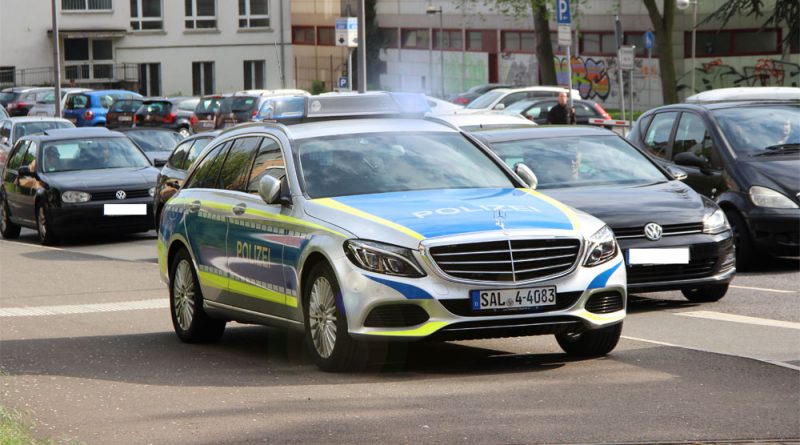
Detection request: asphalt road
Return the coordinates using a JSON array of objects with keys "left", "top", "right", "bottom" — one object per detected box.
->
[{"left": 1, "top": 229, "right": 798, "bottom": 445}]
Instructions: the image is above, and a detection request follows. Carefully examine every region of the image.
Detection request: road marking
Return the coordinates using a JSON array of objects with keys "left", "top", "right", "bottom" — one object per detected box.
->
[
  {"left": 731, "top": 284, "right": 796, "bottom": 294},
  {"left": 622, "top": 336, "right": 800, "bottom": 372},
  {"left": 676, "top": 311, "right": 800, "bottom": 330},
  {"left": 0, "top": 299, "right": 167, "bottom": 317}
]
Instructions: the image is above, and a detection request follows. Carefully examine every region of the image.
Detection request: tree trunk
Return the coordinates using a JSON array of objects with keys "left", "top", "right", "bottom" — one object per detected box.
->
[
  {"left": 644, "top": 0, "right": 679, "bottom": 104},
  {"left": 533, "top": 2, "right": 556, "bottom": 86}
]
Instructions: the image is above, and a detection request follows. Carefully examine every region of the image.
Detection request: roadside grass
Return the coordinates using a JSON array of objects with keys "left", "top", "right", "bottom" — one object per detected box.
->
[
  {"left": 0, "top": 406, "right": 84, "bottom": 445},
  {"left": 605, "top": 108, "right": 644, "bottom": 122}
]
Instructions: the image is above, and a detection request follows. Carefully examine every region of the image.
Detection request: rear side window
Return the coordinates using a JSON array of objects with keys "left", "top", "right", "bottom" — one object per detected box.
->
[
  {"left": 218, "top": 137, "right": 261, "bottom": 191},
  {"left": 185, "top": 141, "right": 232, "bottom": 189},
  {"left": 643, "top": 112, "right": 678, "bottom": 159}
]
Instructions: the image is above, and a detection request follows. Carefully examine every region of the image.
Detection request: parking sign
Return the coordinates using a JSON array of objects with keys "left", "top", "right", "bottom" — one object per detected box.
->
[{"left": 557, "top": 0, "right": 571, "bottom": 25}]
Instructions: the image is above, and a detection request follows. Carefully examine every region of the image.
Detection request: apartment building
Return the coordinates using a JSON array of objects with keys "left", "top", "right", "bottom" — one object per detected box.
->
[{"left": 0, "top": 0, "right": 294, "bottom": 96}]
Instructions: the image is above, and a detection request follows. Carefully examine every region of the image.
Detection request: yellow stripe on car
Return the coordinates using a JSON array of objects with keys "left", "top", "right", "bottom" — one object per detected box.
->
[
  {"left": 313, "top": 198, "right": 426, "bottom": 241},
  {"left": 518, "top": 188, "right": 581, "bottom": 231},
  {"left": 361, "top": 321, "right": 449, "bottom": 337},
  {"left": 199, "top": 270, "right": 298, "bottom": 308}
]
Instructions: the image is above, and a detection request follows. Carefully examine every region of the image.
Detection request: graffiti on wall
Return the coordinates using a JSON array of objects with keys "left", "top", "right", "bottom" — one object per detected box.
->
[
  {"left": 554, "top": 55, "right": 661, "bottom": 107},
  {"left": 677, "top": 58, "right": 800, "bottom": 94},
  {"left": 555, "top": 56, "right": 612, "bottom": 100}
]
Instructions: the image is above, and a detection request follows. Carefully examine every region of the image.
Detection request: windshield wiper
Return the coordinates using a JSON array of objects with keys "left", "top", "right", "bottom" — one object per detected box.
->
[{"left": 752, "top": 143, "right": 800, "bottom": 156}]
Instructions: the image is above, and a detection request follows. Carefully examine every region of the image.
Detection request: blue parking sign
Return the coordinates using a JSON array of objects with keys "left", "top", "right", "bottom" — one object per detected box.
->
[
  {"left": 557, "top": 0, "right": 571, "bottom": 25},
  {"left": 339, "top": 77, "right": 349, "bottom": 89},
  {"left": 643, "top": 31, "right": 655, "bottom": 50}
]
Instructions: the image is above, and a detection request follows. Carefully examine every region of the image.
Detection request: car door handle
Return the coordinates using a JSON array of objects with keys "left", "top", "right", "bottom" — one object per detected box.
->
[
  {"left": 188, "top": 200, "right": 201, "bottom": 213},
  {"left": 232, "top": 203, "right": 246, "bottom": 215}
]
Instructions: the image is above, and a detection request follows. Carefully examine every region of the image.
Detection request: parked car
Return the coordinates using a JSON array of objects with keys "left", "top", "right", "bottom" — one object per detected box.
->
[
  {"left": 474, "top": 126, "right": 735, "bottom": 301},
  {"left": 457, "top": 87, "right": 582, "bottom": 114},
  {"left": 191, "top": 94, "right": 229, "bottom": 134},
  {"left": 429, "top": 112, "right": 536, "bottom": 131},
  {"left": 686, "top": 86, "right": 800, "bottom": 103},
  {"left": 502, "top": 98, "right": 612, "bottom": 125},
  {"left": 62, "top": 90, "right": 142, "bottom": 127},
  {"left": 0, "top": 117, "right": 75, "bottom": 165},
  {"left": 26, "top": 88, "right": 93, "bottom": 117},
  {"left": 116, "top": 127, "right": 183, "bottom": 167},
  {"left": 251, "top": 95, "right": 308, "bottom": 121},
  {"left": 0, "top": 87, "right": 50, "bottom": 117},
  {"left": 0, "top": 127, "right": 159, "bottom": 244},
  {"left": 215, "top": 89, "right": 309, "bottom": 129},
  {"left": 425, "top": 96, "right": 464, "bottom": 115},
  {"left": 627, "top": 98, "right": 800, "bottom": 267},
  {"left": 105, "top": 97, "right": 144, "bottom": 129},
  {"left": 134, "top": 97, "right": 198, "bottom": 137},
  {"left": 448, "top": 83, "right": 514, "bottom": 106},
  {"left": 0, "top": 105, "right": 8, "bottom": 120},
  {"left": 153, "top": 131, "right": 219, "bottom": 229}
]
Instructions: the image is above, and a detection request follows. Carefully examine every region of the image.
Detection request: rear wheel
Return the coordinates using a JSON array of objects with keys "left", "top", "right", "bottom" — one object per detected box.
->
[
  {"left": 36, "top": 203, "right": 59, "bottom": 245},
  {"left": 170, "top": 249, "right": 226, "bottom": 343},
  {"left": 681, "top": 283, "right": 729, "bottom": 302},
  {"left": 0, "top": 195, "right": 21, "bottom": 239},
  {"left": 556, "top": 323, "right": 622, "bottom": 357}
]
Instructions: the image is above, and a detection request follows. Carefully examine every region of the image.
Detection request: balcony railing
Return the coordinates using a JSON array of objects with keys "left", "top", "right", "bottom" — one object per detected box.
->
[{"left": 3, "top": 64, "right": 139, "bottom": 87}]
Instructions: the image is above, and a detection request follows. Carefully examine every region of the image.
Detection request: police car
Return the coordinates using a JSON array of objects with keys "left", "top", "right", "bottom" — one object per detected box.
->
[{"left": 157, "top": 93, "right": 626, "bottom": 371}]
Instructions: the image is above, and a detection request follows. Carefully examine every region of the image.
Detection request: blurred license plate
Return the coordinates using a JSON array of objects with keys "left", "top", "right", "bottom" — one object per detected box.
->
[
  {"left": 470, "top": 286, "right": 556, "bottom": 311},
  {"left": 200, "top": 121, "right": 214, "bottom": 128},
  {"left": 627, "top": 248, "right": 689, "bottom": 265},
  {"left": 118, "top": 116, "right": 132, "bottom": 121},
  {"left": 104, "top": 204, "right": 146, "bottom": 216}
]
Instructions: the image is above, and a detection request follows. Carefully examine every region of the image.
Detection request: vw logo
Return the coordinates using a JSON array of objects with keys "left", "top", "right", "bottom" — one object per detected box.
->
[
  {"left": 644, "top": 223, "right": 663, "bottom": 241},
  {"left": 115, "top": 190, "right": 127, "bottom": 200}
]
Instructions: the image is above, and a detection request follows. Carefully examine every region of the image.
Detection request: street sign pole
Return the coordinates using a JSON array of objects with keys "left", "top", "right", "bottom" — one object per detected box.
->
[
  {"left": 614, "top": 15, "right": 625, "bottom": 123},
  {"left": 629, "top": 46, "right": 635, "bottom": 128},
  {"left": 557, "top": 0, "right": 573, "bottom": 110},
  {"left": 347, "top": 48, "right": 353, "bottom": 91}
]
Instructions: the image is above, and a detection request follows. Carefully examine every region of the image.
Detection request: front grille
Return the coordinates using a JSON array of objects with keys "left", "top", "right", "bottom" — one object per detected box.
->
[
  {"left": 439, "top": 291, "right": 582, "bottom": 317},
  {"left": 585, "top": 292, "right": 624, "bottom": 314},
  {"left": 614, "top": 222, "right": 703, "bottom": 239},
  {"left": 428, "top": 238, "right": 581, "bottom": 283},
  {"left": 627, "top": 258, "right": 718, "bottom": 284},
  {"left": 91, "top": 189, "right": 151, "bottom": 201},
  {"left": 364, "top": 304, "right": 429, "bottom": 328}
]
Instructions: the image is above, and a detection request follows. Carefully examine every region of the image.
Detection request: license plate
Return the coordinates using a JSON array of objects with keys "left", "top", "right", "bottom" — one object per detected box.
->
[
  {"left": 627, "top": 248, "right": 690, "bottom": 265},
  {"left": 470, "top": 286, "right": 557, "bottom": 311},
  {"left": 200, "top": 121, "right": 214, "bottom": 128},
  {"left": 118, "top": 116, "right": 132, "bottom": 122},
  {"left": 104, "top": 204, "right": 147, "bottom": 216}
]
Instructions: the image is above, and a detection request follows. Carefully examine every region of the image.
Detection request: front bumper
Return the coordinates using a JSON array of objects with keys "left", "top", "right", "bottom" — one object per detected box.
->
[
  {"left": 746, "top": 207, "right": 800, "bottom": 257},
  {"left": 51, "top": 199, "right": 154, "bottom": 233}
]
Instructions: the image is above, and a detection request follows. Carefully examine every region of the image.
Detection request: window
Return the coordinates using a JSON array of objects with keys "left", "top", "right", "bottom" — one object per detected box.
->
[
  {"left": 186, "top": 141, "right": 231, "bottom": 189},
  {"left": 130, "top": 0, "right": 162, "bottom": 30},
  {"left": 168, "top": 139, "right": 193, "bottom": 169},
  {"left": 65, "top": 94, "right": 89, "bottom": 110},
  {"left": 673, "top": 112, "right": 718, "bottom": 168},
  {"left": 243, "top": 60, "right": 265, "bottom": 90},
  {"left": 64, "top": 38, "right": 112, "bottom": 80},
  {"left": 502, "top": 31, "right": 535, "bottom": 53},
  {"left": 219, "top": 137, "right": 261, "bottom": 190},
  {"left": 378, "top": 28, "right": 399, "bottom": 49},
  {"left": 292, "top": 26, "right": 315, "bottom": 44},
  {"left": 185, "top": 0, "right": 216, "bottom": 29},
  {"left": 643, "top": 112, "right": 678, "bottom": 159},
  {"left": 0, "top": 66, "right": 14, "bottom": 85},
  {"left": 686, "top": 29, "right": 781, "bottom": 57},
  {"left": 466, "top": 30, "right": 495, "bottom": 52},
  {"left": 433, "top": 30, "right": 463, "bottom": 50},
  {"left": 192, "top": 62, "right": 214, "bottom": 96},
  {"left": 238, "top": 0, "right": 269, "bottom": 28},
  {"left": 6, "top": 140, "right": 31, "bottom": 170},
  {"left": 139, "top": 63, "right": 161, "bottom": 96},
  {"left": 64, "top": 39, "right": 90, "bottom": 61},
  {"left": 62, "top": 0, "right": 112, "bottom": 11},
  {"left": 318, "top": 27, "right": 335, "bottom": 46},
  {"left": 401, "top": 29, "right": 430, "bottom": 49},
  {"left": 247, "top": 138, "right": 285, "bottom": 192}
]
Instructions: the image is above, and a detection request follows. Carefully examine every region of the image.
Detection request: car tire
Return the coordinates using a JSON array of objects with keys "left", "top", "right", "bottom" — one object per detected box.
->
[
  {"left": 303, "top": 262, "right": 366, "bottom": 372},
  {"left": 681, "top": 283, "right": 729, "bottom": 302},
  {"left": 725, "top": 209, "right": 754, "bottom": 270},
  {"left": 0, "top": 195, "right": 21, "bottom": 239},
  {"left": 36, "top": 203, "right": 59, "bottom": 245},
  {"left": 178, "top": 127, "right": 191, "bottom": 138},
  {"left": 556, "top": 322, "right": 622, "bottom": 357},
  {"left": 169, "top": 249, "right": 226, "bottom": 343}
]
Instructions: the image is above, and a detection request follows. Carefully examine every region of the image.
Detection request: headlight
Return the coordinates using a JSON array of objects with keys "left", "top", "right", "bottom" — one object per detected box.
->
[
  {"left": 703, "top": 208, "right": 730, "bottom": 234},
  {"left": 148, "top": 187, "right": 156, "bottom": 197},
  {"left": 344, "top": 240, "right": 425, "bottom": 278},
  {"left": 61, "top": 191, "right": 91, "bottom": 203},
  {"left": 584, "top": 225, "right": 617, "bottom": 267},
  {"left": 749, "top": 186, "right": 798, "bottom": 209}
]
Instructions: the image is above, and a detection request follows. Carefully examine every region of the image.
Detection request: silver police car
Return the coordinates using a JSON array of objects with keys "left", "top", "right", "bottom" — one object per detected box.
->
[{"left": 157, "top": 93, "right": 626, "bottom": 371}]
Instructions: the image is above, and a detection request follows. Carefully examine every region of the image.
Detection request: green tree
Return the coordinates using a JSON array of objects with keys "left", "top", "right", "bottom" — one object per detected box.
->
[
  {"left": 701, "top": 0, "right": 798, "bottom": 54},
  {"left": 643, "top": 0, "right": 679, "bottom": 104}
]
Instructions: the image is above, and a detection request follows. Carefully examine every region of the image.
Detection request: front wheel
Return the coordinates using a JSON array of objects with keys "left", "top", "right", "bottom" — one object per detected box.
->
[
  {"left": 556, "top": 323, "right": 622, "bottom": 357},
  {"left": 36, "top": 203, "right": 59, "bottom": 245},
  {"left": 725, "top": 209, "right": 754, "bottom": 270},
  {"left": 170, "top": 249, "right": 226, "bottom": 343},
  {"left": 681, "top": 283, "right": 729, "bottom": 302},
  {"left": 0, "top": 196, "right": 21, "bottom": 239},
  {"left": 303, "top": 262, "right": 366, "bottom": 372}
]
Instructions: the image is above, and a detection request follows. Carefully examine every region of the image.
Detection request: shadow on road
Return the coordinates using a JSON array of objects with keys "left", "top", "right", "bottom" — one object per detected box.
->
[
  {"left": 738, "top": 255, "right": 799, "bottom": 276},
  {"left": 14, "top": 229, "right": 156, "bottom": 247}
]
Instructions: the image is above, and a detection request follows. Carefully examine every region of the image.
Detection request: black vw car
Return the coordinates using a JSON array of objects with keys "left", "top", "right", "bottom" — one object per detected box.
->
[
  {"left": 0, "top": 127, "right": 159, "bottom": 245},
  {"left": 628, "top": 99, "right": 799, "bottom": 267},
  {"left": 474, "top": 126, "right": 736, "bottom": 302}
]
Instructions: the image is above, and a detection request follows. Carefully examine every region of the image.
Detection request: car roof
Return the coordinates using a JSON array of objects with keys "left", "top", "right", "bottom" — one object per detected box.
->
[
  {"left": 3, "top": 116, "right": 74, "bottom": 124},
  {"left": 22, "top": 127, "right": 123, "bottom": 142},
  {"left": 235, "top": 89, "right": 309, "bottom": 97},
  {"left": 1, "top": 86, "right": 36, "bottom": 93},
  {"left": 263, "top": 118, "right": 458, "bottom": 140},
  {"left": 643, "top": 100, "right": 799, "bottom": 114},
  {"left": 474, "top": 125, "right": 616, "bottom": 143},
  {"left": 429, "top": 113, "right": 535, "bottom": 128},
  {"left": 115, "top": 126, "right": 179, "bottom": 133},
  {"left": 686, "top": 87, "right": 800, "bottom": 103},
  {"left": 84, "top": 90, "right": 142, "bottom": 96}
]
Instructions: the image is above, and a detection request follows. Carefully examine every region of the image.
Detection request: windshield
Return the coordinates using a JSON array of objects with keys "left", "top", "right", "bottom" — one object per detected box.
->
[
  {"left": 466, "top": 91, "right": 505, "bottom": 109},
  {"left": 297, "top": 132, "right": 515, "bottom": 198},
  {"left": 0, "top": 92, "right": 18, "bottom": 102},
  {"left": 13, "top": 121, "right": 73, "bottom": 141},
  {"left": 110, "top": 100, "right": 143, "bottom": 113},
  {"left": 712, "top": 104, "right": 800, "bottom": 155},
  {"left": 41, "top": 137, "right": 151, "bottom": 172},
  {"left": 126, "top": 130, "right": 182, "bottom": 152},
  {"left": 489, "top": 135, "right": 668, "bottom": 189}
]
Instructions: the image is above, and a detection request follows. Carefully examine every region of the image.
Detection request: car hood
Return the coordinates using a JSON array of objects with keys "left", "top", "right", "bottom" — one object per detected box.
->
[
  {"left": 543, "top": 180, "right": 705, "bottom": 229},
  {"left": 304, "top": 188, "right": 586, "bottom": 248},
  {"left": 45, "top": 167, "right": 158, "bottom": 190},
  {"left": 740, "top": 156, "right": 800, "bottom": 197}
]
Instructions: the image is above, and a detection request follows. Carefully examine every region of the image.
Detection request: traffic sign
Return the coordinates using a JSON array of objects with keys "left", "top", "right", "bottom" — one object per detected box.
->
[
  {"left": 556, "top": 0, "right": 571, "bottom": 25},
  {"left": 335, "top": 17, "right": 358, "bottom": 47},
  {"left": 618, "top": 46, "right": 635, "bottom": 70},
  {"left": 643, "top": 31, "right": 655, "bottom": 50},
  {"left": 558, "top": 25, "right": 571, "bottom": 47},
  {"left": 338, "top": 76, "right": 349, "bottom": 89}
]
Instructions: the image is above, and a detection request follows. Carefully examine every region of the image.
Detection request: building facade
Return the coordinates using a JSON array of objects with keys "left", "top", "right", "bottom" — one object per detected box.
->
[{"left": 0, "top": 0, "right": 294, "bottom": 96}]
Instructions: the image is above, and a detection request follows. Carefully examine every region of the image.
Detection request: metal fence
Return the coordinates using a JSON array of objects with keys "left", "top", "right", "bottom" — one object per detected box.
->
[{"left": 1, "top": 64, "right": 139, "bottom": 88}]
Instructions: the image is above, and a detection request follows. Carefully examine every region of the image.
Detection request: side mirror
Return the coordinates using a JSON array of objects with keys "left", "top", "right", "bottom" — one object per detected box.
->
[
  {"left": 514, "top": 163, "right": 538, "bottom": 189},
  {"left": 18, "top": 165, "right": 34, "bottom": 177},
  {"left": 665, "top": 165, "right": 688, "bottom": 181},
  {"left": 258, "top": 175, "right": 282, "bottom": 205},
  {"left": 673, "top": 151, "right": 706, "bottom": 169},
  {"left": 493, "top": 103, "right": 506, "bottom": 111}
]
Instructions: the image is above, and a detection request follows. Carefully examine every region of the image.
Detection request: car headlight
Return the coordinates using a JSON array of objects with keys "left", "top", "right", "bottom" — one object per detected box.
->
[
  {"left": 149, "top": 187, "right": 156, "bottom": 197},
  {"left": 344, "top": 240, "right": 425, "bottom": 278},
  {"left": 61, "top": 191, "right": 91, "bottom": 203},
  {"left": 584, "top": 225, "right": 617, "bottom": 267},
  {"left": 749, "top": 186, "right": 798, "bottom": 209},
  {"left": 703, "top": 208, "right": 730, "bottom": 234}
]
